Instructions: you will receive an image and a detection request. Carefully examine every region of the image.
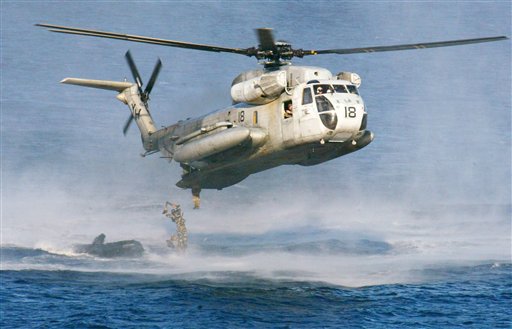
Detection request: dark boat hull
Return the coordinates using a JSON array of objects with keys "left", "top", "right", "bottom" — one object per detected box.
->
[{"left": 74, "top": 234, "right": 144, "bottom": 258}]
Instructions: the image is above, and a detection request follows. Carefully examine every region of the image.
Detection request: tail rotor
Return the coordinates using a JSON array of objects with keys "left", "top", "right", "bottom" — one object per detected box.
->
[{"left": 123, "top": 51, "right": 162, "bottom": 135}]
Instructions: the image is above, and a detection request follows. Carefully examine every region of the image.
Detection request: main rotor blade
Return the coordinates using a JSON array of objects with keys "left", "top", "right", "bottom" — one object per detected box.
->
[
  {"left": 36, "top": 23, "right": 250, "bottom": 56},
  {"left": 123, "top": 114, "right": 134, "bottom": 136},
  {"left": 308, "top": 36, "right": 508, "bottom": 55},
  {"left": 144, "top": 58, "right": 162, "bottom": 96},
  {"left": 125, "top": 51, "right": 143, "bottom": 90},
  {"left": 256, "top": 28, "right": 276, "bottom": 51}
]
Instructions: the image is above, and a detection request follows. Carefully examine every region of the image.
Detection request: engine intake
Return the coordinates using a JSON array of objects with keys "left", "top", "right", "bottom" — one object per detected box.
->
[{"left": 231, "top": 70, "right": 287, "bottom": 105}]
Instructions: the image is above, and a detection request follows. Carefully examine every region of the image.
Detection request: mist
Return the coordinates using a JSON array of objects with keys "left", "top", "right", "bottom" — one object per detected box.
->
[{"left": 1, "top": 1, "right": 510, "bottom": 286}]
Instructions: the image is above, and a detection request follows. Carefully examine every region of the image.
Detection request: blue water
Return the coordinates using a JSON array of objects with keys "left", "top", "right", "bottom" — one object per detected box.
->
[
  {"left": 2, "top": 246, "right": 511, "bottom": 328},
  {"left": 1, "top": 1, "right": 511, "bottom": 328}
]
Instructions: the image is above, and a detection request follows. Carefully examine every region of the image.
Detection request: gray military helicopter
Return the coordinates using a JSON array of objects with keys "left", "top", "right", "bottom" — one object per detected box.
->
[{"left": 36, "top": 24, "right": 507, "bottom": 208}]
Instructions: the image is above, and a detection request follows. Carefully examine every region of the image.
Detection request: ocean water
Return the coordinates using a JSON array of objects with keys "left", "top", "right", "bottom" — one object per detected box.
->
[
  {"left": 1, "top": 1, "right": 511, "bottom": 328},
  {"left": 1, "top": 248, "right": 511, "bottom": 328}
]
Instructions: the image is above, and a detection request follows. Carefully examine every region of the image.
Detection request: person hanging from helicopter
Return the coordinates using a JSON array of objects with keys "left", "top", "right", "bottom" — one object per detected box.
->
[{"left": 162, "top": 201, "right": 188, "bottom": 251}]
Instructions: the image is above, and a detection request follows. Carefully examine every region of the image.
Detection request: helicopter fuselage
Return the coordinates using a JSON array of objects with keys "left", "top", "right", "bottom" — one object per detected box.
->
[{"left": 150, "top": 66, "right": 373, "bottom": 190}]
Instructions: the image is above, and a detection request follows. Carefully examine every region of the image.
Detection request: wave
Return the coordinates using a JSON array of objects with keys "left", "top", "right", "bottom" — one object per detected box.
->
[
  {"left": 2, "top": 262, "right": 510, "bottom": 288},
  {"left": 2, "top": 231, "right": 509, "bottom": 288}
]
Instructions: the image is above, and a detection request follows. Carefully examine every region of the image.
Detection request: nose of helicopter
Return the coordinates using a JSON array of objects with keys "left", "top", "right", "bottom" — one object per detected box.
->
[
  {"left": 317, "top": 92, "right": 367, "bottom": 142},
  {"left": 335, "top": 96, "right": 365, "bottom": 129}
]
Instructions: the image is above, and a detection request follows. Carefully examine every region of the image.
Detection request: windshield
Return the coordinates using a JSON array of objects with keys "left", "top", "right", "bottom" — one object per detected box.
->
[
  {"left": 314, "top": 84, "right": 358, "bottom": 95},
  {"left": 315, "top": 95, "right": 337, "bottom": 130}
]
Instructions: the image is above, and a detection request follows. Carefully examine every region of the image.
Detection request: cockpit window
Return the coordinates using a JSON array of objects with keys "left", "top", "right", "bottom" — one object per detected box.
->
[
  {"left": 302, "top": 87, "right": 313, "bottom": 105},
  {"left": 314, "top": 84, "right": 358, "bottom": 95},
  {"left": 315, "top": 95, "right": 333, "bottom": 113},
  {"left": 315, "top": 95, "right": 337, "bottom": 130},
  {"left": 347, "top": 85, "right": 359, "bottom": 95},
  {"left": 334, "top": 85, "right": 348, "bottom": 93},
  {"left": 314, "top": 84, "right": 333, "bottom": 95}
]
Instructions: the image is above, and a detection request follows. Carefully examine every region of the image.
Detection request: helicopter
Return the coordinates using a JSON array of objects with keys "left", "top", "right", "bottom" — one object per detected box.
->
[{"left": 36, "top": 24, "right": 507, "bottom": 208}]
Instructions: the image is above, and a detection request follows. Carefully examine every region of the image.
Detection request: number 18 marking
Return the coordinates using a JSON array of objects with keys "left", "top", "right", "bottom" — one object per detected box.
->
[{"left": 344, "top": 106, "right": 357, "bottom": 118}]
